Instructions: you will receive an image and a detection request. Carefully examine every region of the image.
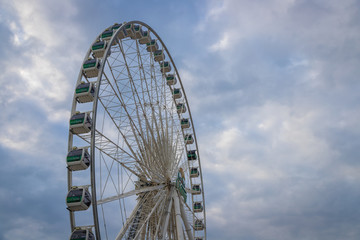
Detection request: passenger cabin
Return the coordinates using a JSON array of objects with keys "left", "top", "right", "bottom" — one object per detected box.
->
[
  {"left": 172, "top": 88, "right": 182, "bottom": 99},
  {"left": 154, "top": 50, "right": 165, "bottom": 62},
  {"left": 75, "top": 82, "right": 95, "bottom": 103},
  {"left": 192, "top": 184, "right": 201, "bottom": 195},
  {"left": 139, "top": 31, "right": 151, "bottom": 44},
  {"left": 101, "top": 29, "right": 117, "bottom": 45},
  {"left": 193, "top": 201, "right": 203, "bottom": 213},
  {"left": 190, "top": 167, "right": 199, "bottom": 178},
  {"left": 67, "top": 147, "right": 90, "bottom": 171},
  {"left": 66, "top": 187, "right": 92, "bottom": 211},
  {"left": 82, "top": 58, "right": 100, "bottom": 78},
  {"left": 187, "top": 150, "right": 197, "bottom": 160},
  {"left": 160, "top": 61, "right": 171, "bottom": 73},
  {"left": 70, "top": 112, "right": 92, "bottom": 134},
  {"left": 91, "top": 41, "right": 107, "bottom": 58},
  {"left": 166, "top": 74, "right": 177, "bottom": 85},
  {"left": 111, "top": 23, "right": 122, "bottom": 30},
  {"left": 176, "top": 103, "right": 186, "bottom": 114},
  {"left": 112, "top": 23, "right": 127, "bottom": 39},
  {"left": 184, "top": 134, "right": 194, "bottom": 144},
  {"left": 181, "top": 118, "right": 190, "bottom": 128},
  {"left": 134, "top": 25, "right": 143, "bottom": 39},
  {"left": 125, "top": 23, "right": 136, "bottom": 39},
  {"left": 70, "top": 229, "right": 95, "bottom": 240},
  {"left": 194, "top": 219, "right": 204, "bottom": 231},
  {"left": 146, "top": 39, "right": 159, "bottom": 52}
]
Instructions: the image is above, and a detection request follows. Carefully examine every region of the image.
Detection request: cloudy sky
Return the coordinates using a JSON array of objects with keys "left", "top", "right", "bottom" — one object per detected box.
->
[{"left": 1, "top": 0, "right": 360, "bottom": 239}]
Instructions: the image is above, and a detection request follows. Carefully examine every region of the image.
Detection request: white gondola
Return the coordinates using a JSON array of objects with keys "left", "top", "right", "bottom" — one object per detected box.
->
[
  {"left": 70, "top": 228, "right": 95, "bottom": 240},
  {"left": 101, "top": 29, "right": 118, "bottom": 45},
  {"left": 112, "top": 23, "right": 122, "bottom": 30},
  {"left": 75, "top": 82, "right": 95, "bottom": 103},
  {"left": 139, "top": 30, "right": 151, "bottom": 44},
  {"left": 66, "top": 147, "right": 90, "bottom": 171},
  {"left": 146, "top": 39, "right": 159, "bottom": 52},
  {"left": 125, "top": 23, "right": 136, "bottom": 39},
  {"left": 190, "top": 167, "right": 199, "bottom": 178},
  {"left": 193, "top": 201, "right": 203, "bottom": 213},
  {"left": 192, "top": 184, "right": 201, "bottom": 195},
  {"left": 184, "top": 134, "right": 194, "bottom": 144},
  {"left": 181, "top": 118, "right": 190, "bottom": 128},
  {"left": 166, "top": 74, "right": 177, "bottom": 85},
  {"left": 66, "top": 186, "right": 92, "bottom": 211},
  {"left": 70, "top": 112, "right": 92, "bottom": 134},
  {"left": 133, "top": 24, "right": 143, "bottom": 39},
  {"left": 172, "top": 88, "right": 182, "bottom": 99},
  {"left": 176, "top": 103, "right": 186, "bottom": 114},
  {"left": 91, "top": 40, "right": 108, "bottom": 58},
  {"left": 187, "top": 150, "right": 197, "bottom": 160},
  {"left": 154, "top": 50, "right": 165, "bottom": 62},
  {"left": 194, "top": 219, "right": 204, "bottom": 231},
  {"left": 160, "top": 61, "right": 171, "bottom": 73},
  {"left": 112, "top": 23, "right": 127, "bottom": 39},
  {"left": 82, "top": 58, "right": 101, "bottom": 78}
]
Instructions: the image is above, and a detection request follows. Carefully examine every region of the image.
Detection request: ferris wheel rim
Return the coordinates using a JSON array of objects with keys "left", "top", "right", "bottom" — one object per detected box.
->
[{"left": 67, "top": 20, "right": 207, "bottom": 239}]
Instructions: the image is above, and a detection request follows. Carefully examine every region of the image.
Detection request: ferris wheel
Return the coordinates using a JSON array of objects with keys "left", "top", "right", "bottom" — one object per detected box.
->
[{"left": 66, "top": 21, "right": 206, "bottom": 240}]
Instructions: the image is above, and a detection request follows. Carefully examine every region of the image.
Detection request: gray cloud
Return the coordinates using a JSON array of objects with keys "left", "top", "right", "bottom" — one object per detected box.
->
[
  {"left": 184, "top": 0, "right": 360, "bottom": 239},
  {"left": 1, "top": 0, "right": 360, "bottom": 239}
]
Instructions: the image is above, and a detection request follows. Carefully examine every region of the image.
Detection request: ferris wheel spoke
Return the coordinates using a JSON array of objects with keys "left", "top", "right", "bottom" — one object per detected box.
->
[
  {"left": 117, "top": 40, "right": 165, "bottom": 169},
  {"left": 148, "top": 50, "right": 166, "bottom": 145},
  {"left": 160, "top": 191, "right": 174, "bottom": 240},
  {"left": 99, "top": 152, "right": 126, "bottom": 200},
  {"left": 76, "top": 130, "right": 144, "bottom": 181},
  {"left": 97, "top": 184, "right": 166, "bottom": 205},
  {"left": 134, "top": 40, "right": 167, "bottom": 160},
  {"left": 100, "top": 71, "right": 143, "bottom": 148},
  {"left": 126, "top": 113, "right": 168, "bottom": 182},
  {"left": 179, "top": 193, "right": 195, "bottom": 240},
  {"left": 103, "top": 62, "right": 159, "bottom": 178},
  {"left": 183, "top": 199, "right": 201, "bottom": 224},
  {"left": 172, "top": 190, "right": 184, "bottom": 240},
  {"left": 153, "top": 191, "right": 171, "bottom": 238},
  {"left": 168, "top": 129, "right": 185, "bottom": 178},
  {"left": 117, "top": 189, "right": 164, "bottom": 240},
  {"left": 141, "top": 87, "right": 180, "bottom": 180},
  {"left": 114, "top": 192, "right": 151, "bottom": 240},
  {"left": 98, "top": 71, "right": 155, "bottom": 181},
  {"left": 132, "top": 189, "right": 167, "bottom": 240}
]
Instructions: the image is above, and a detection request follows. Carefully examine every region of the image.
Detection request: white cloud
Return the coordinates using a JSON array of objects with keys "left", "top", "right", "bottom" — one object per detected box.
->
[
  {"left": 0, "top": 0, "right": 83, "bottom": 157},
  {"left": 0, "top": 0, "right": 83, "bottom": 119},
  {"left": 8, "top": 21, "right": 28, "bottom": 45},
  {"left": 199, "top": 100, "right": 350, "bottom": 237},
  {"left": 4, "top": 217, "right": 58, "bottom": 240},
  {"left": 9, "top": 0, "right": 78, "bottom": 47},
  {"left": 202, "top": 100, "right": 337, "bottom": 174},
  {"left": 209, "top": 32, "right": 230, "bottom": 52},
  {"left": 206, "top": 205, "right": 227, "bottom": 226},
  {"left": 0, "top": 123, "right": 41, "bottom": 153}
]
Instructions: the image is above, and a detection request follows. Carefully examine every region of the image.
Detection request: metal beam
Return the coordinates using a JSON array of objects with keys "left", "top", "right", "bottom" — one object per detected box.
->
[
  {"left": 173, "top": 191, "right": 184, "bottom": 240},
  {"left": 97, "top": 184, "right": 165, "bottom": 205},
  {"left": 161, "top": 192, "right": 173, "bottom": 240},
  {"left": 115, "top": 194, "right": 147, "bottom": 240},
  {"left": 180, "top": 196, "right": 194, "bottom": 240}
]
